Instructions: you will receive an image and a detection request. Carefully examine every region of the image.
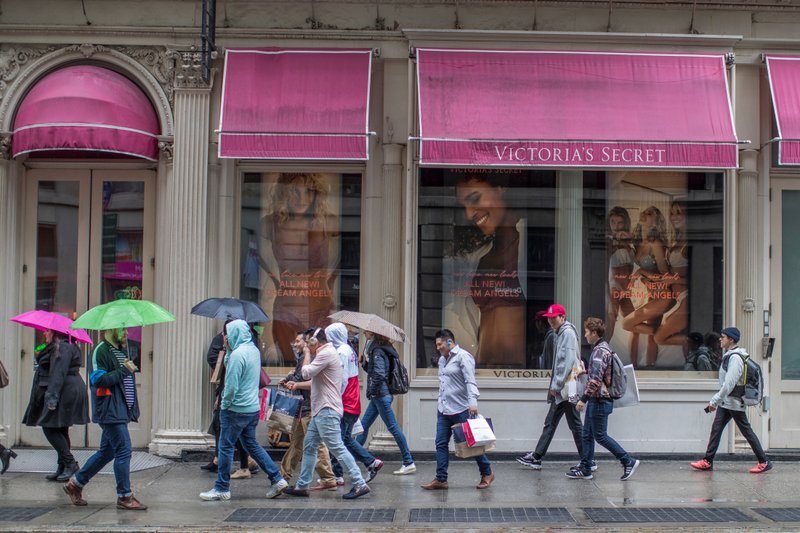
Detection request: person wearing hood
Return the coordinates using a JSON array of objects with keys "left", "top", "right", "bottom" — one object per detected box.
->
[
  {"left": 326, "top": 323, "right": 384, "bottom": 483},
  {"left": 199, "top": 320, "right": 289, "bottom": 501},
  {"left": 284, "top": 327, "right": 370, "bottom": 499},
  {"left": 690, "top": 327, "right": 772, "bottom": 474},
  {"left": 279, "top": 330, "right": 338, "bottom": 489},
  {"left": 684, "top": 332, "right": 713, "bottom": 372}
]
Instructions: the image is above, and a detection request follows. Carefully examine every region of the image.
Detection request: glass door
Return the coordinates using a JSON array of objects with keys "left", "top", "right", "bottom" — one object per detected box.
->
[{"left": 21, "top": 169, "right": 155, "bottom": 449}]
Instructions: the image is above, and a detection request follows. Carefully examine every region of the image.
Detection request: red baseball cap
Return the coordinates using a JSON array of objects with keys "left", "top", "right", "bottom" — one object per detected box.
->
[{"left": 542, "top": 304, "right": 566, "bottom": 317}]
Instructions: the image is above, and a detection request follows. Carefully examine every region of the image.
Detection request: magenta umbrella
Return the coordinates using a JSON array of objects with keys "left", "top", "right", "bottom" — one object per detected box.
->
[{"left": 10, "top": 310, "right": 93, "bottom": 344}]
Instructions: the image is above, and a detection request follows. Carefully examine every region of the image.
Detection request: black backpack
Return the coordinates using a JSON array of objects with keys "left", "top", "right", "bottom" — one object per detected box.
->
[
  {"left": 602, "top": 346, "right": 628, "bottom": 400},
  {"left": 385, "top": 348, "right": 410, "bottom": 395},
  {"left": 722, "top": 350, "right": 763, "bottom": 406}
]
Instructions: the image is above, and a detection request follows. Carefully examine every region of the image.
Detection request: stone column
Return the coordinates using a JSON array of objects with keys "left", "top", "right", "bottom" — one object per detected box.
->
[
  {"left": 149, "top": 52, "right": 212, "bottom": 456},
  {"left": 365, "top": 142, "right": 405, "bottom": 452},
  {"left": 555, "top": 170, "right": 583, "bottom": 324},
  {"left": 0, "top": 138, "right": 21, "bottom": 447}
]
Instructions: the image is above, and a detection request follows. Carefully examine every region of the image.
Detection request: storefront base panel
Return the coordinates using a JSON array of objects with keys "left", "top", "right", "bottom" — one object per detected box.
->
[{"left": 405, "top": 383, "right": 733, "bottom": 454}]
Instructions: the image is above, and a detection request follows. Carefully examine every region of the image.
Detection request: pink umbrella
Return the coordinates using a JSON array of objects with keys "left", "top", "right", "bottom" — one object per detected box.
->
[{"left": 10, "top": 310, "right": 93, "bottom": 344}]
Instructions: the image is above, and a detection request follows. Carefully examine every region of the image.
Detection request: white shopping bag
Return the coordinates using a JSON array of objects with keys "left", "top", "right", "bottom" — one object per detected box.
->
[
  {"left": 463, "top": 415, "right": 496, "bottom": 447},
  {"left": 351, "top": 418, "right": 364, "bottom": 437},
  {"left": 614, "top": 365, "right": 640, "bottom": 408}
]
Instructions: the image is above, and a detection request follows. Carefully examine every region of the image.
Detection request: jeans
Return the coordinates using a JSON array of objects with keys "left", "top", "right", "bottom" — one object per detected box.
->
[
  {"left": 211, "top": 408, "right": 250, "bottom": 469},
  {"left": 704, "top": 407, "right": 768, "bottom": 464},
  {"left": 435, "top": 410, "right": 492, "bottom": 482},
  {"left": 356, "top": 395, "right": 414, "bottom": 466},
  {"left": 581, "top": 399, "right": 632, "bottom": 469},
  {"left": 216, "top": 410, "right": 283, "bottom": 493},
  {"left": 533, "top": 400, "right": 583, "bottom": 458},
  {"left": 42, "top": 426, "right": 75, "bottom": 466},
  {"left": 73, "top": 423, "right": 132, "bottom": 498},
  {"left": 332, "top": 412, "right": 375, "bottom": 478},
  {"left": 280, "top": 414, "right": 335, "bottom": 483},
  {"left": 297, "top": 408, "right": 364, "bottom": 489}
]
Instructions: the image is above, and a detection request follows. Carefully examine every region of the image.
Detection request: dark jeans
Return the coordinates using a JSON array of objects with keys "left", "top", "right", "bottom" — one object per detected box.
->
[
  {"left": 42, "top": 426, "right": 75, "bottom": 466},
  {"left": 704, "top": 406, "right": 768, "bottom": 464},
  {"left": 73, "top": 423, "right": 132, "bottom": 498},
  {"left": 580, "top": 399, "right": 632, "bottom": 469},
  {"left": 216, "top": 410, "right": 283, "bottom": 492},
  {"left": 435, "top": 410, "right": 491, "bottom": 482},
  {"left": 211, "top": 407, "right": 249, "bottom": 469},
  {"left": 332, "top": 412, "right": 375, "bottom": 478},
  {"left": 533, "top": 400, "right": 583, "bottom": 458},
  {"left": 357, "top": 395, "right": 414, "bottom": 466}
]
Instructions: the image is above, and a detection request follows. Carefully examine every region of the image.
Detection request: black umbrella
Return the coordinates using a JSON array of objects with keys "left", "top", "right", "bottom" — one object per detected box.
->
[{"left": 190, "top": 298, "right": 270, "bottom": 323}]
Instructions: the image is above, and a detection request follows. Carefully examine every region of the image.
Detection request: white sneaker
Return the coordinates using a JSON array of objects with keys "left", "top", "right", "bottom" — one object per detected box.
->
[
  {"left": 199, "top": 488, "right": 231, "bottom": 501},
  {"left": 393, "top": 463, "right": 417, "bottom": 475},
  {"left": 266, "top": 479, "right": 288, "bottom": 499}
]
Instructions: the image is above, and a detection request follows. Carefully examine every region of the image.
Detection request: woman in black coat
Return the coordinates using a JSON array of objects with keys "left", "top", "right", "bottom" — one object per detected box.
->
[{"left": 22, "top": 329, "right": 89, "bottom": 481}]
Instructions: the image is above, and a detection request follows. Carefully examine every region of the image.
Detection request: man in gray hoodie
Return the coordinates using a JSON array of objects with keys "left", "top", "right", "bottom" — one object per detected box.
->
[
  {"left": 690, "top": 327, "right": 772, "bottom": 473},
  {"left": 517, "top": 304, "right": 585, "bottom": 471}
]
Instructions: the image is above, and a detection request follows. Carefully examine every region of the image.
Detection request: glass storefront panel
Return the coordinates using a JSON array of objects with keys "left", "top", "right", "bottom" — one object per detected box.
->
[
  {"left": 36, "top": 181, "right": 80, "bottom": 314},
  {"left": 417, "top": 168, "right": 724, "bottom": 375},
  {"left": 240, "top": 172, "right": 362, "bottom": 368}
]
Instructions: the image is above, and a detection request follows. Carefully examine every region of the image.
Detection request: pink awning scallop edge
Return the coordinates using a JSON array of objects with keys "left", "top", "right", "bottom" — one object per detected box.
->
[
  {"left": 416, "top": 49, "right": 738, "bottom": 169},
  {"left": 13, "top": 65, "right": 160, "bottom": 161},
  {"left": 219, "top": 48, "right": 373, "bottom": 160},
  {"left": 766, "top": 56, "right": 800, "bottom": 166}
]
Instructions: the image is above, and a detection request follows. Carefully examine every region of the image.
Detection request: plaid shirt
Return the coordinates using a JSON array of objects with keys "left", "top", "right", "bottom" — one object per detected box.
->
[{"left": 582, "top": 339, "right": 612, "bottom": 401}]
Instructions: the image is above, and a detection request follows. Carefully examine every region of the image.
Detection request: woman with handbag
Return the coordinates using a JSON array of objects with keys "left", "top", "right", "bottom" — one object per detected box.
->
[{"left": 22, "top": 329, "right": 89, "bottom": 481}]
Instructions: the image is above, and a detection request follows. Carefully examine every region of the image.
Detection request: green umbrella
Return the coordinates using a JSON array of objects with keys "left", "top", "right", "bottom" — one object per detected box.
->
[{"left": 71, "top": 299, "right": 176, "bottom": 330}]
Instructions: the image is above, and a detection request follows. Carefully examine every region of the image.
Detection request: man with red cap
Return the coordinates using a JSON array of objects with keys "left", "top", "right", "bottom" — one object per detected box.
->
[{"left": 517, "top": 304, "right": 586, "bottom": 472}]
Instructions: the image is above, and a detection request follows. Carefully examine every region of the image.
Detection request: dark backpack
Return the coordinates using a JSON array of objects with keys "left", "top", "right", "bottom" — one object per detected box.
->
[
  {"left": 380, "top": 347, "right": 409, "bottom": 395},
  {"left": 722, "top": 351, "right": 763, "bottom": 406},
  {"left": 603, "top": 347, "right": 627, "bottom": 400}
]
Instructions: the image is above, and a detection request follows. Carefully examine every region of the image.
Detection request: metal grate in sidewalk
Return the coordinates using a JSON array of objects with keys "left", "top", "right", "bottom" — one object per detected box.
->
[
  {"left": 225, "top": 508, "right": 396, "bottom": 523},
  {"left": 753, "top": 508, "right": 800, "bottom": 522},
  {"left": 3, "top": 449, "right": 171, "bottom": 474},
  {"left": 0, "top": 507, "right": 54, "bottom": 522},
  {"left": 409, "top": 507, "right": 574, "bottom": 523},
  {"left": 583, "top": 507, "right": 755, "bottom": 523}
]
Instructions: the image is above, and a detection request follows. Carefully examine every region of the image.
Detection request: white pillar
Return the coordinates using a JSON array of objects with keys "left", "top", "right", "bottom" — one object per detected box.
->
[
  {"left": 149, "top": 54, "right": 211, "bottom": 456},
  {"left": 0, "top": 147, "right": 22, "bottom": 447},
  {"left": 555, "top": 170, "right": 583, "bottom": 324}
]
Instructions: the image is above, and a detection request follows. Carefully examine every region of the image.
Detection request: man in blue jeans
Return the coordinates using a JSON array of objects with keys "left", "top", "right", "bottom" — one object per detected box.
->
[
  {"left": 199, "top": 320, "right": 288, "bottom": 501},
  {"left": 63, "top": 327, "right": 146, "bottom": 510},
  {"left": 421, "top": 329, "right": 493, "bottom": 490},
  {"left": 566, "top": 317, "right": 639, "bottom": 481}
]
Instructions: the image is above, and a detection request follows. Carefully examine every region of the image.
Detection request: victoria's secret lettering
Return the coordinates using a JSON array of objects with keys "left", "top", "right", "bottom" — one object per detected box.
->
[{"left": 494, "top": 145, "right": 666, "bottom": 164}]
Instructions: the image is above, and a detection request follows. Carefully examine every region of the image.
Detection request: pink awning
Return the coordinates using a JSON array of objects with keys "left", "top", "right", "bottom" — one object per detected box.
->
[
  {"left": 416, "top": 49, "right": 738, "bottom": 169},
  {"left": 766, "top": 56, "right": 800, "bottom": 166},
  {"left": 12, "top": 65, "right": 159, "bottom": 160},
  {"left": 219, "top": 48, "right": 373, "bottom": 160}
]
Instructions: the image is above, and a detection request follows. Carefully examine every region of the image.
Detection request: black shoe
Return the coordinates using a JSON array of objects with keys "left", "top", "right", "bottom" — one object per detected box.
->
[
  {"left": 57, "top": 461, "right": 80, "bottom": 482},
  {"left": 284, "top": 487, "right": 310, "bottom": 497},
  {"left": 0, "top": 448, "right": 17, "bottom": 475},
  {"left": 200, "top": 461, "right": 218, "bottom": 472},
  {"left": 46, "top": 462, "right": 65, "bottom": 481},
  {"left": 342, "top": 483, "right": 371, "bottom": 500}
]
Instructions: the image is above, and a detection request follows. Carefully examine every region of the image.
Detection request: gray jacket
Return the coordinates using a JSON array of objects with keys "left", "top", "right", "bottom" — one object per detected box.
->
[
  {"left": 548, "top": 321, "right": 579, "bottom": 404},
  {"left": 711, "top": 347, "right": 747, "bottom": 412}
]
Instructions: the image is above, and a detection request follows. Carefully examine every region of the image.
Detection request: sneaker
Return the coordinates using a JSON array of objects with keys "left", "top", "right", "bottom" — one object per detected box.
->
[
  {"left": 516, "top": 452, "right": 542, "bottom": 470},
  {"left": 565, "top": 469, "right": 593, "bottom": 480},
  {"left": 335, "top": 476, "right": 345, "bottom": 486},
  {"left": 230, "top": 468, "right": 251, "bottom": 479},
  {"left": 393, "top": 463, "right": 417, "bottom": 475},
  {"left": 689, "top": 459, "right": 713, "bottom": 471},
  {"left": 284, "top": 486, "right": 310, "bottom": 497},
  {"left": 199, "top": 488, "right": 231, "bottom": 501},
  {"left": 749, "top": 461, "right": 773, "bottom": 474},
  {"left": 342, "top": 483, "right": 371, "bottom": 500},
  {"left": 570, "top": 460, "right": 598, "bottom": 472},
  {"left": 620, "top": 459, "right": 640, "bottom": 481},
  {"left": 366, "top": 458, "right": 384, "bottom": 482},
  {"left": 265, "top": 479, "right": 289, "bottom": 499}
]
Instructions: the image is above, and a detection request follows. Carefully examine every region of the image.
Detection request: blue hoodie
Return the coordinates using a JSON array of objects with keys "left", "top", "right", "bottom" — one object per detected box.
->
[{"left": 221, "top": 320, "right": 261, "bottom": 413}]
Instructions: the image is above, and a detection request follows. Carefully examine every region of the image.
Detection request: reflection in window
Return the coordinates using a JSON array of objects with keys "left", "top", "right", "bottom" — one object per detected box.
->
[
  {"left": 240, "top": 172, "right": 361, "bottom": 368},
  {"left": 36, "top": 181, "right": 80, "bottom": 314}
]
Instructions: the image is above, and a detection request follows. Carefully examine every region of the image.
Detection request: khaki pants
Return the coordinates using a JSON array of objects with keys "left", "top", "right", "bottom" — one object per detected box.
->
[{"left": 280, "top": 414, "right": 335, "bottom": 484}]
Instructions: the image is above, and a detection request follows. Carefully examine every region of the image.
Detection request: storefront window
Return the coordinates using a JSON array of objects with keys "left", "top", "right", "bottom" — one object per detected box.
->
[
  {"left": 240, "top": 172, "right": 361, "bottom": 368},
  {"left": 417, "top": 169, "right": 724, "bottom": 376}
]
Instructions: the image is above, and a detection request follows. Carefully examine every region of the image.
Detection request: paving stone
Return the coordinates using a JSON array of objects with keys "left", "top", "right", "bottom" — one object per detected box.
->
[{"left": 583, "top": 507, "right": 755, "bottom": 523}]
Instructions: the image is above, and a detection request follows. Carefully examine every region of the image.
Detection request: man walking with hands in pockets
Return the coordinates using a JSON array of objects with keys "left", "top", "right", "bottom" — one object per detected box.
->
[{"left": 421, "top": 329, "right": 494, "bottom": 491}]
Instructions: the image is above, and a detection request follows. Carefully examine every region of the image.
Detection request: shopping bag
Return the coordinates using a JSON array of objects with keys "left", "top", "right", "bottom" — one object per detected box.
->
[
  {"left": 561, "top": 358, "right": 586, "bottom": 402},
  {"left": 0, "top": 359, "right": 9, "bottom": 388},
  {"left": 452, "top": 420, "right": 495, "bottom": 457},
  {"left": 210, "top": 351, "right": 224, "bottom": 384},
  {"left": 461, "top": 415, "right": 496, "bottom": 447},
  {"left": 268, "top": 388, "right": 303, "bottom": 434},
  {"left": 351, "top": 418, "right": 364, "bottom": 437},
  {"left": 614, "top": 365, "right": 640, "bottom": 408},
  {"left": 259, "top": 388, "right": 271, "bottom": 421}
]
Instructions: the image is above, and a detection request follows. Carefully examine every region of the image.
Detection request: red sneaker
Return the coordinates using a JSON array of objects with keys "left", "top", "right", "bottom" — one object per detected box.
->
[
  {"left": 689, "top": 459, "right": 712, "bottom": 471},
  {"left": 749, "top": 461, "right": 773, "bottom": 474}
]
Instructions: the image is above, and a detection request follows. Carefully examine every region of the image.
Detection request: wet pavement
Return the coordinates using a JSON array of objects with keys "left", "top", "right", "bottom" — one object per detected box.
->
[{"left": 1, "top": 455, "right": 800, "bottom": 531}]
